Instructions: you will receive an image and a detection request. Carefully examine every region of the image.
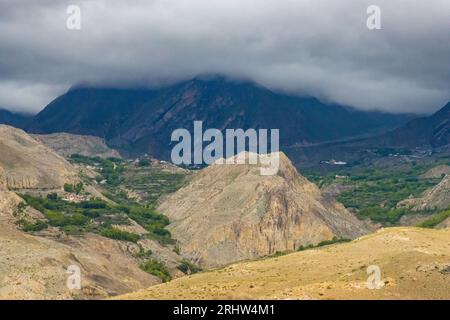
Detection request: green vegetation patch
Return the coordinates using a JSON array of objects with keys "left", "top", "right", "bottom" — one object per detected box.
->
[
  {"left": 100, "top": 226, "right": 140, "bottom": 243},
  {"left": 141, "top": 259, "right": 172, "bottom": 282},
  {"left": 177, "top": 259, "right": 202, "bottom": 275},
  {"left": 417, "top": 209, "right": 450, "bottom": 228},
  {"left": 305, "top": 162, "right": 442, "bottom": 225},
  {"left": 17, "top": 219, "right": 48, "bottom": 232},
  {"left": 297, "top": 237, "right": 351, "bottom": 251},
  {"left": 18, "top": 193, "right": 173, "bottom": 243}
]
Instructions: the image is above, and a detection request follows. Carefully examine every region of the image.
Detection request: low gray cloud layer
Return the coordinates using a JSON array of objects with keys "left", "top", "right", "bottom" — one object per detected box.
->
[{"left": 0, "top": 0, "right": 449, "bottom": 114}]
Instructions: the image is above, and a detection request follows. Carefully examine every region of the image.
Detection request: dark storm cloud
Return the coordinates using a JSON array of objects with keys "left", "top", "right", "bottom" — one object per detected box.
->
[{"left": 0, "top": 0, "right": 449, "bottom": 113}]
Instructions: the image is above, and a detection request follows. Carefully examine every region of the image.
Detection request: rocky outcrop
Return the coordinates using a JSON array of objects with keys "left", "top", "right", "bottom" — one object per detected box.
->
[
  {"left": 0, "top": 125, "right": 78, "bottom": 190},
  {"left": 33, "top": 132, "right": 121, "bottom": 159},
  {"left": 158, "top": 152, "right": 370, "bottom": 268},
  {"left": 0, "top": 187, "right": 22, "bottom": 218}
]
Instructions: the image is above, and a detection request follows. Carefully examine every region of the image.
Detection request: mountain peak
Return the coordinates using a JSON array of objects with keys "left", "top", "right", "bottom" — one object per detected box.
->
[
  {"left": 26, "top": 80, "right": 412, "bottom": 159},
  {"left": 158, "top": 152, "right": 370, "bottom": 267}
]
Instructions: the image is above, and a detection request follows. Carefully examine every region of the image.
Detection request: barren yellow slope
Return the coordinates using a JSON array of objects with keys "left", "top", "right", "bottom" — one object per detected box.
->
[{"left": 117, "top": 227, "right": 450, "bottom": 300}]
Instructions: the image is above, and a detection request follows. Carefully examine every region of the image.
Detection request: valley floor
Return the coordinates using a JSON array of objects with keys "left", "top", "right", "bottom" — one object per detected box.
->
[{"left": 117, "top": 227, "right": 450, "bottom": 300}]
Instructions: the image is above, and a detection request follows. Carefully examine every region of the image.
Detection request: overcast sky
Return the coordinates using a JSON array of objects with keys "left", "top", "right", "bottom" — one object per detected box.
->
[{"left": 0, "top": 0, "right": 449, "bottom": 114}]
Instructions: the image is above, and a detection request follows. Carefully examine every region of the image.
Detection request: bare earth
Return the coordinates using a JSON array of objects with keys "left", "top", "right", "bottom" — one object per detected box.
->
[
  {"left": 32, "top": 132, "right": 121, "bottom": 159},
  {"left": 0, "top": 219, "right": 157, "bottom": 299},
  {"left": 117, "top": 227, "right": 450, "bottom": 300}
]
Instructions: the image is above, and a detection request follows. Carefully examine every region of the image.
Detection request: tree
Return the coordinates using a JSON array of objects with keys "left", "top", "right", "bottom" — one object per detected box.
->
[
  {"left": 47, "top": 193, "right": 58, "bottom": 200},
  {"left": 75, "top": 182, "right": 84, "bottom": 195},
  {"left": 64, "top": 183, "right": 74, "bottom": 193}
]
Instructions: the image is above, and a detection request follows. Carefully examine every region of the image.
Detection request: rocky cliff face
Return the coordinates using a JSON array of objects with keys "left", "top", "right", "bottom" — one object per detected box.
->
[
  {"left": 0, "top": 125, "right": 78, "bottom": 190},
  {"left": 158, "top": 152, "right": 370, "bottom": 268}
]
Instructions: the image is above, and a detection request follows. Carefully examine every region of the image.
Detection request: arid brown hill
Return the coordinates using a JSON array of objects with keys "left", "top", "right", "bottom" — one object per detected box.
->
[
  {"left": 117, "top": 227, "right": 450, "bottom": 300},
  {"left": 158, "top": 152, "right": 371, "bottom": 268},
  {"left": 0, "top": 126, "right": 161, "bottom": 299},
  {"left": 0, "top": 125, "right": 78, "bottom": 189},
  {"left": 33, "top": 132, "right": 121, "bottom": 159}
]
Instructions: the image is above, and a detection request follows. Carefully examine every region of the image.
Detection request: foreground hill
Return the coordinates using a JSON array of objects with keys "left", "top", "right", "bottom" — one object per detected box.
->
[
  {"left": 25, "top": 77, "right": 411, "bottom": 158},
  {"left": 117, "top": 227, "right": 450, "bottom": 300},
  {"left": 0, "top": 125, "right": 78, "bottom": 189},
  {"left": 158, "top": 152, "right": 370, "bottom": 268}
]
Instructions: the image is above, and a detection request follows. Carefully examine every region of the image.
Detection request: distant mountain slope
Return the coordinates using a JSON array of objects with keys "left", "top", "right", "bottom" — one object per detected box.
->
[
  {"left": 379, "top": 102, "right": 450, "bottom": 148},
  {"left": 0, "top": 109, "right": 30, "bottom": 128},
  {"left": 117, "top": 227, "right": 450, "bottom": 300},
  {"left": 158, "top": 152, "right": 370, "bottom": 268},
  {"left": 26, "top": 77, "right": 412, "bottom": 159},
  {"left": 33, "top": 133, "right": 121, "bottom": 159},
  {"left": 285, "top": 102, "right": 450, "bottom": 168}
]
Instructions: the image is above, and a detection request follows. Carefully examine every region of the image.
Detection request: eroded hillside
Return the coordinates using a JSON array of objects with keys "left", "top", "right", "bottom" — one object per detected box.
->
[
  {"left": 159, "top": 152, "right": 371, "bottom": 268},
  {"left": 0, "top": 125, "right": 78, "bottom": 189}
]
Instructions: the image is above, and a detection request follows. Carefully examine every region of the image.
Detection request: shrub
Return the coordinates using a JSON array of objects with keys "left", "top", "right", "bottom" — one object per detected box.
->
[
  {"left": 316, "top": 237, "right": 351, "bottom": 247},
  {"left": 141, "top": 259, "right": 171, "bottom": 282},
  {"left": 134, "top": 245, "right": 153, "bottom": 258},
  {"left": 46, "top": 193, "right": 58, "bottom": 200},
  {"left": 64, "top": 183, "right": 74, "bottom": 193},
  {"left": 18, "top": 219, "right": 48, "bottom": 232},
  {"left": 177, "top": 259, "right": 202, "bottom": 275},
  {"left": 298, "top": 237, "right": 350, "bottom": 251},
  {"left": 100, "top": 227, "right": 140, "bottom": 243},
  {"left": 417, "top": 209, "right": 450, "bottom": 228},
  {"left": 74, "top": 182, "right": 84, "bottom": 195},
  {"left": 138, "top": 159, "right": 151, "bottom": 167},
  {"left": 78, "top": 199, "right": 107, "bottom": 209}
]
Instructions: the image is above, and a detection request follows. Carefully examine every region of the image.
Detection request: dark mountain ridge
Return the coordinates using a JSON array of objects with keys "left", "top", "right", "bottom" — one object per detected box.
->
[
  {"left": 379, "top": 102, "right": 450, "bottom": 148},
  {"left": 26, "top": 77, "right": 413, "bottom": 159},
  {"left": 286, "top": 101, "right": 450, "bottom": 168},
  {"left": 0, "top": 108, "right": 31, "bottom": 128}
]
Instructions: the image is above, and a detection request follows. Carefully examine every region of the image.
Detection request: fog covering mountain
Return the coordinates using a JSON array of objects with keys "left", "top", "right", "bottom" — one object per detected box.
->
[{"left": 26, "top": 77, "right": 412, "bottom": 159}]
